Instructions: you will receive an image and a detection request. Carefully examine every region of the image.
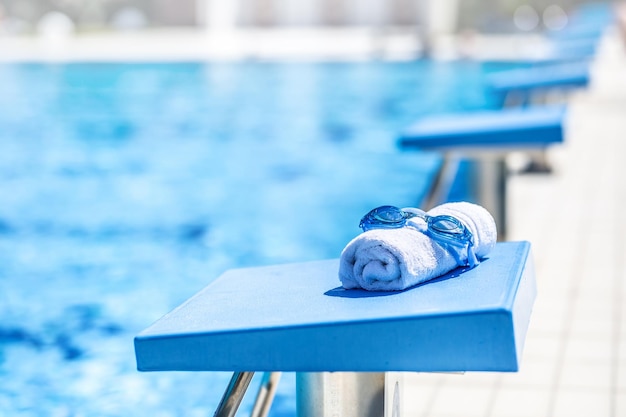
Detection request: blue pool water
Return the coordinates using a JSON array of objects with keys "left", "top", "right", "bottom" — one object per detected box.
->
[{"left": 0, "top": 60, "right": 516, "bottom": 416}]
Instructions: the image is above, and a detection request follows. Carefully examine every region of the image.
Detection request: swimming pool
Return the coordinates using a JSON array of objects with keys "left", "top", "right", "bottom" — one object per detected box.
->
[{"left": 0, "top": 60, "right": 516, "bottom": 416}]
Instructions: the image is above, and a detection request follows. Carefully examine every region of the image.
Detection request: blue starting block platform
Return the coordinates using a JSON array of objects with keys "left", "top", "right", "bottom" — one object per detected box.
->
[
  {"left": 486, "top": 64, "right": 589, "bottom": 107},
  {"left": 398, "top": 106, "right": 565, "bottom": 238},
  {"left": 398, "top": 106, "right": 565, "bottom": 150},
  {"left": 135, "top": 241, "right": 535, "bottom": 373},
  {"left": 135, "top": 241, "right": 535, "bottom": 416}
]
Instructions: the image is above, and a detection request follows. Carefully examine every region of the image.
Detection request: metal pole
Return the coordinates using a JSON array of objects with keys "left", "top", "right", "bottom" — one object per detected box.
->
[
  {"left": 422, "top": 153, "right": 462, "bottom": 210},
  {"left": 213, "top": 371, "right": 255, "bottom": 417},
  {"left": 250, "top": 372, "right": 282, "bottom": 417},
  {"left": 474, "top": 157, "right": 507, "bottom": 240},
  {"left": 296, "top": 372, "right": 386, "bottom": 417}
]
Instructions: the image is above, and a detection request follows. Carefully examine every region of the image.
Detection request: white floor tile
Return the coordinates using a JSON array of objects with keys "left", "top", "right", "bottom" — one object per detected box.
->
[
  {"left": 568, "top": 316, "right": 614, "bottom": 339},
  {"left": 402, "top": 378, "right": 440, "bottom": 417},
  {"left": 615, "top": 392, "right": 626, "bottom": 417},
  {"left": 617, "top": 363, "right": 626, "bottom": 393},
  {"left": 559, "top": 360, "right": 613, "bottom": 390},
  {"left": 520, "top": 334, "right": 561, "bottom": 361},
  {"left": 551, "top": 389, "right": 611, "bottom": 417},
  {"left": 499, "top": 358, "right": 556, "bottom": 389},
  {"left": 489, "top": 387, "right": 550, "bottom": 417},
  {"left": 561, "top": 337, "right": 614, "bottom": 364},
  {"left": 429, "top": 384, "right": 495, "bottom": 417}
]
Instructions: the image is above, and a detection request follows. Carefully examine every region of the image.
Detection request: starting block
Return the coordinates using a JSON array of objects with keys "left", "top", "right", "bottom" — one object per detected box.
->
[
  {"left": 135, "top": 241, "right": 536, "bottom": 416},
  {"left": 398, "top": 106, "right": 565, "bottom": 238},
  {"left": 486, "top": 63, "right": 589, "bottom": 107}
]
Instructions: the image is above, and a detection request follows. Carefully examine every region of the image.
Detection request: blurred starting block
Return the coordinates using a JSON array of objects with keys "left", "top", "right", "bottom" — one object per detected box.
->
[
  {"left": 486, "top": 62, "right": 590, "bottom": 107},
  {"left": 398, "top": 106, "right": 565, "bottom": 238},
  {"left": 135, "top": 241, "right": 536, "bottom": 417}
]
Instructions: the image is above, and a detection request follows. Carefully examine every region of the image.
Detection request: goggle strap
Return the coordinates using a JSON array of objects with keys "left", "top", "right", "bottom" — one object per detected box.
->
[
  {"left": 448, "top": 244, "right": 466, "bottom": 266},
  {"left": 467, "top": 245, "right": 479, "bottom": 268},
  {"left": 434, "top": 238, "right": 479, "bottom": 268}
]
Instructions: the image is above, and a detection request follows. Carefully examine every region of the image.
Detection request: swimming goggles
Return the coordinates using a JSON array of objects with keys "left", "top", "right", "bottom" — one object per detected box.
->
[{"left": 359, "top": 205, "right": 478, "bottom": 268}]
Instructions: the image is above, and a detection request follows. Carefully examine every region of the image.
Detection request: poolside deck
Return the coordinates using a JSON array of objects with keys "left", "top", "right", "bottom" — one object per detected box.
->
[{"left": 403, "top": 29, "right": 626, "bottom": 417}]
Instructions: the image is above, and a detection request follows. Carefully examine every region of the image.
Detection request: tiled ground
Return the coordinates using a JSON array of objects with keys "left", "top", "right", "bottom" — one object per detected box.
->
[{"left": 404, "top": 30, "right": 626, "bottom": 417}]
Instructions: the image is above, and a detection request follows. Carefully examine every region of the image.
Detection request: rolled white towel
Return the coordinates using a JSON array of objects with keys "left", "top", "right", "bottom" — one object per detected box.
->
[{"left": 338, "top": 202, "right": 497, "bottom": 291}]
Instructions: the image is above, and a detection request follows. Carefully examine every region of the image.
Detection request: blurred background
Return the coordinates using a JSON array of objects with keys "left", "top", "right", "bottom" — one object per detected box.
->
[
  {"left": 0, "top": 0, "right": 605, "bottom": 61},
  {"left": 0, "top": 1, "right": 617, "bottom": 416},
  {"left": 0, "top": 0, "right": 609, "bottom": 63},
  {"left": 0, "top": 0, "right": 596, "bottom": 33}
]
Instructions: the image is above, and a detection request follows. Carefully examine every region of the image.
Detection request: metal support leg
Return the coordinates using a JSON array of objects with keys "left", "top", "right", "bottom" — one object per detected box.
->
[
  {"left": 422, "top": 153, "right": 461, "bottom": 210},
  {"left": 421, "top": 152, "right": 509, "bottom": 240},
  {"left": 251, "top": 372, "right": 282, "bottom": 417},
  {"left": 213, "top": 372, "right": 255, "bottom": 417},
  {"left": 474, "top": 157, "right": 508, "bottom": 240},
  {"left": 296, "top": 372, "right": 404, "bottom": 417}
]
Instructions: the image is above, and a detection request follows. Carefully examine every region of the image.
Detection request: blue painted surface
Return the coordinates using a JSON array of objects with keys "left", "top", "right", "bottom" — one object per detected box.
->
[
  {"left": 550, "top": 2, "right": 613, "bottom": 42},
  {"left": 486, "top": 63, "right": 589, "bottom": 105},
  {"left": 540, "top": 2, "right": 612, "bottom": 61},
  {"left": 0, "top": 60, "right": 523, "bottom": 416},
  {"left": 546, "top": 37, "right": 599, "bottom": 61},
  {"left": 135, "top": 241, "right": 535, "bottom": 372},
  {"left": 398, "top": 106, "right": 565, "bottom": 150}
]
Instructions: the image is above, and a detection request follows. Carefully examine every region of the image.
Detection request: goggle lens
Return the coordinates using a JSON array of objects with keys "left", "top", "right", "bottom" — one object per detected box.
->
[
  {"left": 429, "top": 217, "right": 463, "bottom": 233},
  {"left": 359, "top": 206, "right": 408, "bottom": 230}
]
